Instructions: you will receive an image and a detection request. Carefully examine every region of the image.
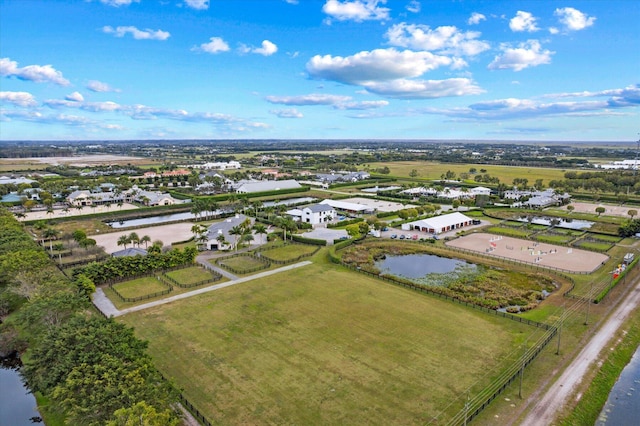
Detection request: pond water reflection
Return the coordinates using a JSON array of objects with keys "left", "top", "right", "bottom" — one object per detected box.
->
[
  {"left": 516, "top": 216, "right": 593, "bottom": 230},
  {"left": 375, "top": 253, "right": 477, "bottom": 279},
  {"left": 0, "top": 357, "right": 42, "bottom": 425}
]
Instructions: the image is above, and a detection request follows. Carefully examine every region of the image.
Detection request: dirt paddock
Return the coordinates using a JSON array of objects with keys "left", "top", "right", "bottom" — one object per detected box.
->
[{"left": 446, "top": 232, "right": 608, "bottom": 274}]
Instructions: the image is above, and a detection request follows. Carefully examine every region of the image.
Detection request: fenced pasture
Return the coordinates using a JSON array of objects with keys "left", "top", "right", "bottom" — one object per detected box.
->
[
  {"left": 215, "top": 253, "right": 271, "bottom": 274},
  {"left": 257, "top": 242, "right": 320, "bottom": 263},
  {"left": 120, "top": 262, "right": 541, "bottom": 425},
  {"left": 111, "top": 276, "right": 172, "bottom": 301},
  {"left": 164, "top": 266, "right": 221, "bottom": 288},
  {"left": 446, "top": 233, "right": 608, "bottom": 274}
]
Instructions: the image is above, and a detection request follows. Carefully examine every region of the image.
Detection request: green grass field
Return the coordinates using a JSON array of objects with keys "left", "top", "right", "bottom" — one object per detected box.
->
[
  {"left": 111, "top": 276, "right": 169, "bottom": 299},
  {"left": 121, "top": 262, "right": 538, "bottom": 425},
  {"left": 259, "top": 243, "right": 318, "bottom": 261},
  {"left": 486, "top": 226, "right": 533, "bottom": 238},
  {"left": 367, "top": 161, "right": 572, "bottom": 186},
  {"left": 216, "top": 254, "right": 270, "bottom": 273},
  {"left": 165, "top": 266, "right": 213, "bottom": 285}
]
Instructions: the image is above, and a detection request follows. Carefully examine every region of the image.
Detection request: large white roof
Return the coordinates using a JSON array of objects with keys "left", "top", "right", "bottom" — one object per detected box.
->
[
  {"left": 319, "top": 199, "right": 370, "bottom": 212},
  {"left": 409, "top": 212, "right": 472, "bottom": 229}
]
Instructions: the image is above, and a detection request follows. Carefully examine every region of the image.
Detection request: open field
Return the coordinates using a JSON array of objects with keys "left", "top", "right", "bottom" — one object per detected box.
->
[
  {"left": 120, "top": 262, "right": 537, "bottom": 425},
  {"left": 18, "top": 203, "right": 139, "bottom": 221},
  {"left": 92, "top": 222, "right": 196, "bottom": 253},
  {"left": 259, "top": 243, "right": 319, "bottom": 262},
  {"left": 446, "top": 232, "right": 608, "bottom": 273},
  {"left": 165, "top": 266, "right": 215, "bottom": 285},
  {"left": 366, "top": 161, "right": 572, "bottom": 186},
  {"left": 0, "top": 155, "right": 157, "bottom": 168},
  {"left": 557, "top": 201, "right": 639, "bottom": 218}
]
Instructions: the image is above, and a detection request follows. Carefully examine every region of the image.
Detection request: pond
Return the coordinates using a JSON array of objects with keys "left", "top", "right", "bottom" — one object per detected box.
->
[
  {"left": 516, "top": 216, "right": 593, "bottom": 230},
  {"left": 0, "top": 356, "right": 42, "bottom": 425},
  {"left": 597, "top": 345, "right": 640, "bottom": 426},
  {"left": 375, "top": 253, "right": 478, "bottom": 280}
]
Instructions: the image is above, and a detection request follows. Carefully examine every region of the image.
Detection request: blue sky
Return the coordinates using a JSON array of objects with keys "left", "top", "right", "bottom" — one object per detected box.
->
[{"left": 0, "top": 0, "right": 638, "bottom": 141}]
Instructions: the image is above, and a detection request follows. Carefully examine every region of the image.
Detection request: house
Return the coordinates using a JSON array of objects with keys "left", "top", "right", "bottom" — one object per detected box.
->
[
  {"left": 235, "top": 179, "right": 302, "bottom": 194},
  {"left": 112, "top": 247, "right": 148, "bottom": 257},
  {"left": 401, "top": 212, "right": 473, "bottom": 235},
  {"left": 206, "top": 214, "right": 253, "bottom": 251},
  {"left": 470, "top": 186, "right": 491, "bottom": 196},
  {"left": 132, "top": 190, "right": 184, "bottom": 206},
  {"left": 287, "top": 204, "right": 336, "bottom": 225},
  {"left": 66, "top": 190, "right": 126, "bottom": 206}
]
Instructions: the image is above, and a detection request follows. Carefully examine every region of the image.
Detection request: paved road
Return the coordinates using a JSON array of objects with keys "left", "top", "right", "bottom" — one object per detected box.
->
[
  {"left": 520, "top": 278, "right": 640, "bottom": 426},
  {"left": 92, "top": 261, "right": 312, "bottom": 317}
]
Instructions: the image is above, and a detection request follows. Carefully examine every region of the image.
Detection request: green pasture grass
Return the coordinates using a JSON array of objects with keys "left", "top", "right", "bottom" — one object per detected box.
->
[
  {"left": 260, "top": 243, "right": 318, "bottom": 261},
  {"left": 534, "top": 234, "right": 573, "bottom": 244},
  {"left": 502, "top": 220, "right": 525, "bottom": 227},
  {"left": 217, "top": 254, "right": 270, "bottom": 272},
  {"left": 486, "top": 226, "right": 532, "bottom": 238},
  {"left": 111, "top": 276, "right": 169, "bottom": 299},
  {"left": 366, "top": 161, "right": 572, "bottom": 186},
  {"left": 589, "top": 234, "right": 622, "bottom": 243},
  {"left": 165, "top": 266, "right": 214, "bottom": 285},
  {"left": 121, "top": 262, "right": 537, "bottom": 425},
  {"left": 574, "top": 241, "right": 613, "bottom": 252}
]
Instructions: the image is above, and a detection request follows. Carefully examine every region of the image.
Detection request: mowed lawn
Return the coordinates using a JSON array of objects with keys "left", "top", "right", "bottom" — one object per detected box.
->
[{"left": 121, "top": 262, "right": 535, "bottom": 425}]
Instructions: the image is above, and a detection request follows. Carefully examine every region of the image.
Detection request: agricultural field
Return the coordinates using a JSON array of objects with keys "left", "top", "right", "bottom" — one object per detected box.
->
[
  {"left": 111, "top": 276, "right": 170, "bottom": 299},
  {"left": 164, "top": 266, "right": 215, "bottom": 286},
  {"left": 121, "top": 262, "right": 537, "bottom": 425},
  {"left": 365, "top": 161, "right": 572, "bottom": 186},
  {"left": 258, "top": 243, "right": 319, "bottom": 262},
  {"left": 215, "top": 253, "right": 271, "bottom": 273}
]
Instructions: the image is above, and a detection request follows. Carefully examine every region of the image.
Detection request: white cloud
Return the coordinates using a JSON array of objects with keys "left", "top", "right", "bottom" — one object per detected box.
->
[
  {"left": 253, "top": 40, "right": 278, "bottom": 56},
  {"left": 65, "top": 92, "right": 84, "bottom": 102},
  {"left": 284, "top": 0, "right": 299, "bottom": 4},
  {"left": 385, "top": 23, "right": 490, "bottom": 57},
  {"left": 0, "top": 57, "right": 70, "bottom": 86},
  {"left": 184, "top": 0, "right": 209, "bottom": 10},
  {"left": 269, "top": 108, "right": 304, "bottom": 118},
  {"left": 102, "top": 26, "right": 170, "bottom": 41},
  {"left": 193, "top": 37, "right": 230, "bottom": 54},
  {"left": 406, "top": 1, "right": 420, "bottom": 13},
  {"left": 544, "top": 84, "right": 640, "bottom": 107},
  {"left": 0, "top": 91, "right": 37, "bottom": 107},
  {"left": 99, "top": 0, "right": 139, "bottom": 6},
  {"left": 509, "top": 11, "right": 539, "bottom": 32},
  {"left": 87, "top": 80, "right": 119, "bottom": 92},
  {"left": 488, "top": 40, "right": 553, "bottom": 71},
  {"left": 362, "top": 78, "right": 484, "bottom": 99},
  {"left": 554, "top": 7, "right": 596, "bottom": 31},
  {"left": 322, "top": 0, "right": 390, "bottom": 23},
  {"left": 548, "top": 27, "right": 559, "bottom": 35},
  {"left": 334, "top": 100, "right": 389, "bottom": 110},
  {"left": 265, "top": 93, "right": 352, "bottom": 106},
  {"left": 307, "top": 48, "right": 452, "bottom": 85},
  {"left": 468, "top": 12, "right": 486, "bottom": 25}
]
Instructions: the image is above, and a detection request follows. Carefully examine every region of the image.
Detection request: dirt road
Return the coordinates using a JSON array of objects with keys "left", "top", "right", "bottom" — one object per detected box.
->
[{"left": 520, "top": 279, "right": 640, "bottom": 425}]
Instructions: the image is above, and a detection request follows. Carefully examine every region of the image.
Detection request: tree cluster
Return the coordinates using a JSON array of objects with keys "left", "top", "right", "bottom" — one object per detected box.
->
[{"left": 75, "top": 247, "right": 197, "bottom": 284}]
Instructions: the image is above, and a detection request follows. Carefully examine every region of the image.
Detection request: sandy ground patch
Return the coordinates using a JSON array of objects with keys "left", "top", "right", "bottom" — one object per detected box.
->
[
  {"left": 93, "top": 222, "right": 196, "bottom": 253},
  {"left": 302, "top": 228, "right": 348, "bottom": 243},
  {"left": 18, "top": 203, "right": 139, "bottom": 221},
  {"left": 446, "top": 232, "right": 608, "bottom": 273},
  {"left": 560, "top": 201, "right": 636, "bottom": 218},
  {"left": 339, "top": 196, "right": 417, "bottom": 212}
]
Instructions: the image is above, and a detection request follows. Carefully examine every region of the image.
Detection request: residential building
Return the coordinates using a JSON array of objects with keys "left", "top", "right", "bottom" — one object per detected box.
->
[
  {"left": 206, "top": 214, "right": 253, "bottom": 251},
  {"left": 287, "top": 204, "right": 336, "bottom": 225}
]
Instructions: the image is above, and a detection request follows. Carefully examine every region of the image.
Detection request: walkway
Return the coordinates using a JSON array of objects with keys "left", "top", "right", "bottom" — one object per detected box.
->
[{"left": 92, "top": 261, "right": 312, "bottom": 317}]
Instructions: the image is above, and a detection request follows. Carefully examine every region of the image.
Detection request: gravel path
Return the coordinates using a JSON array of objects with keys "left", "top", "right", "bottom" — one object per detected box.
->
[
  {"left": 520, "top": 278, "right": 640, "bottom": 425},
  {"left": 92, "top": 261, "right": 312, "bottom": 317}
]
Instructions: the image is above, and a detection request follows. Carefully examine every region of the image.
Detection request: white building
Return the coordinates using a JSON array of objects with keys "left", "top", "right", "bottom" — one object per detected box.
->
[
  {"left": 470, "top": 186, "right": 491, "bottom": 196},
  {"left": 401, "top": 212, "right": 473, "bottom": 235},
  {"left": 186, "top": 161, "right": 242, "bottom": 170},
  {"left": 205, "top": 214, "right": 253, "bottom": 251},
  {"left": 235, "top": 179, "right": 302, "bottom": 194},
  {"left": 286, "top": 204, "right": 336, "bottom": 225},
  {"left": 319, "top": 199, "right": 374, "bottom": 214}
]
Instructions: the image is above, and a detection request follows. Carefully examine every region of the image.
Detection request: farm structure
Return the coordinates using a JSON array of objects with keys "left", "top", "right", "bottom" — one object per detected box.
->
[{"left": 402, "top": 212, "right": 473, "bottom": 235}]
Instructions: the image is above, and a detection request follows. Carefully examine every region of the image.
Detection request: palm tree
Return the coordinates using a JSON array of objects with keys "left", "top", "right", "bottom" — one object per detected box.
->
[
  {"left": 216, "top": 234, "right": 227, "bottom": 250},
  {"left": 42, "top": 227, "right": 60, "bottom": 252},
  {"left": 140, "top": 235, "right": 151, "bottom": 248},
  {"left": 253, "top": 223, "right": 267, "bottom": 244},
  {"left": 128, "top": 232, "right": 140, "bottom": 248},
  {"left": 117, "top": 234, "right": 130, "bottom": 249},
  {"left": 229, "top": 225, "right": 243, "bottom": 251}
]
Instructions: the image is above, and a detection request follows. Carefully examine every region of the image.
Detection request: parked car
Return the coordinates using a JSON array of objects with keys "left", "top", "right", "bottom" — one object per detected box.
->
[
  {"left": 399, "top": 235, "right": 406, "bottom": 240},
  {"left": 412, "top": 234, "right": 418, "bottom": 240},
  {"left": 381, "top": 227, "right": 389, "bottom": 231},
  {"left": 390, "top": 234, "right": 398, "bottom": 239}
]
